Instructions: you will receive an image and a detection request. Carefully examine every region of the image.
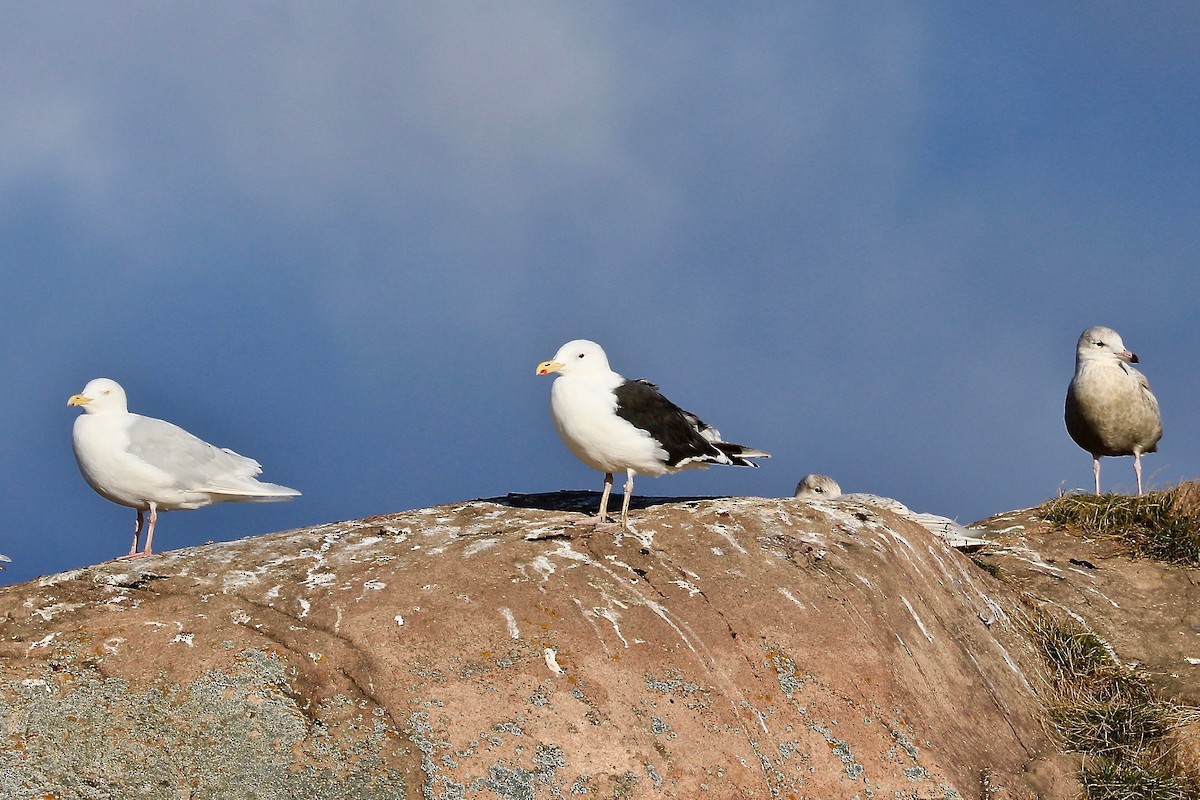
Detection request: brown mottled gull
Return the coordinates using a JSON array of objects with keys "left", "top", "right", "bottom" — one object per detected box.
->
[
  {"left": 68, "top": 378, "right": 301, "bottom": 560},
  {"left": 794, "top": 474, "right": 989, "bottom": 549},
  {"left": 1064, "top": 326, "right": 1162, "bottom": 496}
]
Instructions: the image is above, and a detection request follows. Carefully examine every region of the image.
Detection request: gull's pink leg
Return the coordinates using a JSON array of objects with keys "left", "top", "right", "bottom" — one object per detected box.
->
[
  {"left": 597, "top": 472, "right": 614, "bottom": 522},
  {"left": 1134, "top": 453, "right": 1144, "bottom": 497},
  {"left": 117, "top": 503, "right": 156, "bottom": 560},
  {"left": 1093, "top": 457, "right": 1102, "bottom": 495},
  {"left": 572, "top": 473, "right": 620, "bottom": 531},
  {"left": 618, "top": 470, "right": 635, "bottom": 530},
  {"left": 142, "top": 503, "right": 158, "bottom": 555}
]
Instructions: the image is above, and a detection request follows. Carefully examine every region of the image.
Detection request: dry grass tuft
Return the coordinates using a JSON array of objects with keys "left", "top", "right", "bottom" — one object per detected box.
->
[
  {"left": 1081, "top": 756, "right": 1196, "bottom": 800},
  {"left": 1036, "top": 482, "right": 1200, "bottom": 565},
  {"left": 1020, "top": 608, "right": 1200, "bottom": 799}
]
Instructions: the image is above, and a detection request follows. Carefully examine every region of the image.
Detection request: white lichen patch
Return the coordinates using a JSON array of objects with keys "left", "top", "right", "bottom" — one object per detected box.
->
[
  {"left": 31, "top": 602, "right": 83, "bottom": 621},
  {"left": 463, "top": 538, "right": 499, "bottom": 557},
  {"left": 523, "top": 555, "right": 557, "bottom": 582},
  {"left": 394, "top": 614, "right": 405, "bottom": 628},
  {"left": 304, "top": 572, "right": 337, "bottom": 589},
  {"left": 343, "top": 535, "right": 385, "bottom": 550},
  {"left": 362, "top": 579, "right": 386, "bottom": 591},
  {"left": 171, "top": 632, "right": 195, "bottom": 647},
  {"left": 222, "top": 570, "right": 263, "bottom": 591},
  {"left": 39, "top": 569, "right": 86, "bottom": 587},
  {"left": 27, "top": 633, "right": 57, "bottom": 652},
  {"left": 543, "top": 647, "right": 564, "bottom": 675}
]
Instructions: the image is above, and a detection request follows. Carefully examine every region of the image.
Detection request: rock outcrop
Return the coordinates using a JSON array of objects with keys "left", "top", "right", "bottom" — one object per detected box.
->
[
  {"left": 0, "top": 494, "right": 1076, "bottom": 799},
  {"left": 972, "top": 505, "right": 1200, "bottom": 708}
]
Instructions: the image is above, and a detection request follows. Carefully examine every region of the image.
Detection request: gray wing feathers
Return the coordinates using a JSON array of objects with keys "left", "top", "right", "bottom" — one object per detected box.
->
[{"left": 127, "top": 415, "right": 298, "bottom": 497}]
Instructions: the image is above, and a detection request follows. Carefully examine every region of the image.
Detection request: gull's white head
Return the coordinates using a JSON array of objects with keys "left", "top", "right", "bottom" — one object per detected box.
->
[
  {"left": 536, "top": 339, "right": 613, "bottom": 378},
  {"left": 68, "top": 378, "right": 129, "bottom": 414},
  {"left": 794, "top": 473, "right": 842, "bottom": 499},
  {"left": 1075, "top": 326, "right": 1137, "bottom": 366}
]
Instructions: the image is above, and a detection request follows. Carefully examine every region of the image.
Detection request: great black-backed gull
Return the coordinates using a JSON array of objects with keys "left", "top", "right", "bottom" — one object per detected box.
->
[
  {"left": 68, "top": 378, "right": 301, "bottom": 559},
  {"left": 536, "top": 340, "right": 768, "bottom": 529},
  {"left": 1064, "top": 326, "right": 1162, "bottom": 496},
  {"left": 794, "top": 473, "right": 989, "bottom": 549}
]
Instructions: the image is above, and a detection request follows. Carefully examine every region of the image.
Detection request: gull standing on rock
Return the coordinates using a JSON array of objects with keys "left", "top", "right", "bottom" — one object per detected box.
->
[
  {"left": 1064, "top": 326, "right": 1162, "bottom": 496},
  {"left": 536, "top": 340, "right": 769, "bottom": 530},
  {"left": 793, "top": 474, "right": 989, "bottom": 549},
  {"left": 69, "top": 378, "right": 301, "bottom": 559}
]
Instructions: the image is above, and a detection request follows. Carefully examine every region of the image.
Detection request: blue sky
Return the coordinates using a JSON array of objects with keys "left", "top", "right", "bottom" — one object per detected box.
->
[{"left": 3, "top": 4, "right": 1197, "bottom": 585}]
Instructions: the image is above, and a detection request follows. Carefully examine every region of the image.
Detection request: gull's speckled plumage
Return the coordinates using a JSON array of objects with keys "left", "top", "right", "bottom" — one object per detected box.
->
[{"left": 1064, "top": 327, "right": 1162, "bottom": 496}]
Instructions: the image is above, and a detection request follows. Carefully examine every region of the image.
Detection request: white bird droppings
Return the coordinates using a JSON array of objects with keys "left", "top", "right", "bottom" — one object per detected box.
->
[
  {"left": 777, "top": 587, "right": 806, "bottom": 609},
  {"left": 500, "top": 607, "right": 520, "bottom": 639},
  {"left": 543, "top": 647, "right": 563, "bottom": 675},
  {"left": 900, "top": 596, "right": 934, "bottom": 643}
]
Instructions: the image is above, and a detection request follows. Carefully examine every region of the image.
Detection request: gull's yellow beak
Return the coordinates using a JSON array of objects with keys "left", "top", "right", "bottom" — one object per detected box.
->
[
  {"left": 68, "top": 393, "right": 90, "bottom": 407},
  {"left": 536, "top": 360, "right": 564, "bottom": 376}
]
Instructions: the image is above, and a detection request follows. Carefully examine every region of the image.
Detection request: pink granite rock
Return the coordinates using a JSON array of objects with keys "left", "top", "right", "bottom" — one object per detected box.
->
[{"left": 0, "top": 494, "right": 1076, "bottom": 798}]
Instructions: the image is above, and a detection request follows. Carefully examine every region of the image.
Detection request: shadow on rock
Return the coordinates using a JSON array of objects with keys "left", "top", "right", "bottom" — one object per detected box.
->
[{"left": 491, "top": 490, "right": 722, "bottom": 514}]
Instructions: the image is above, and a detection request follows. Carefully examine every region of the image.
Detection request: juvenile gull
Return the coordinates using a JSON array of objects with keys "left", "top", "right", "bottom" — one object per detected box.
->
[
  {"left": 1064, "top": 326, "right": 1162, "bottom": 496},
  {"left": 536, "top": 340, "right": 768, "bottom": 530},
  {"left": 68, "top": 378, "right": 301, "bottom": 559},
  {"left": 794, "top": 474, "right": 989, "bottom": 549}
]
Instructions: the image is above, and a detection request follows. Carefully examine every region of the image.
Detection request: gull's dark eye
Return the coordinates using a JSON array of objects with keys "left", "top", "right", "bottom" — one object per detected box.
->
[{"left": 577, "top": 353, "right": 585, "bottom": 359}]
